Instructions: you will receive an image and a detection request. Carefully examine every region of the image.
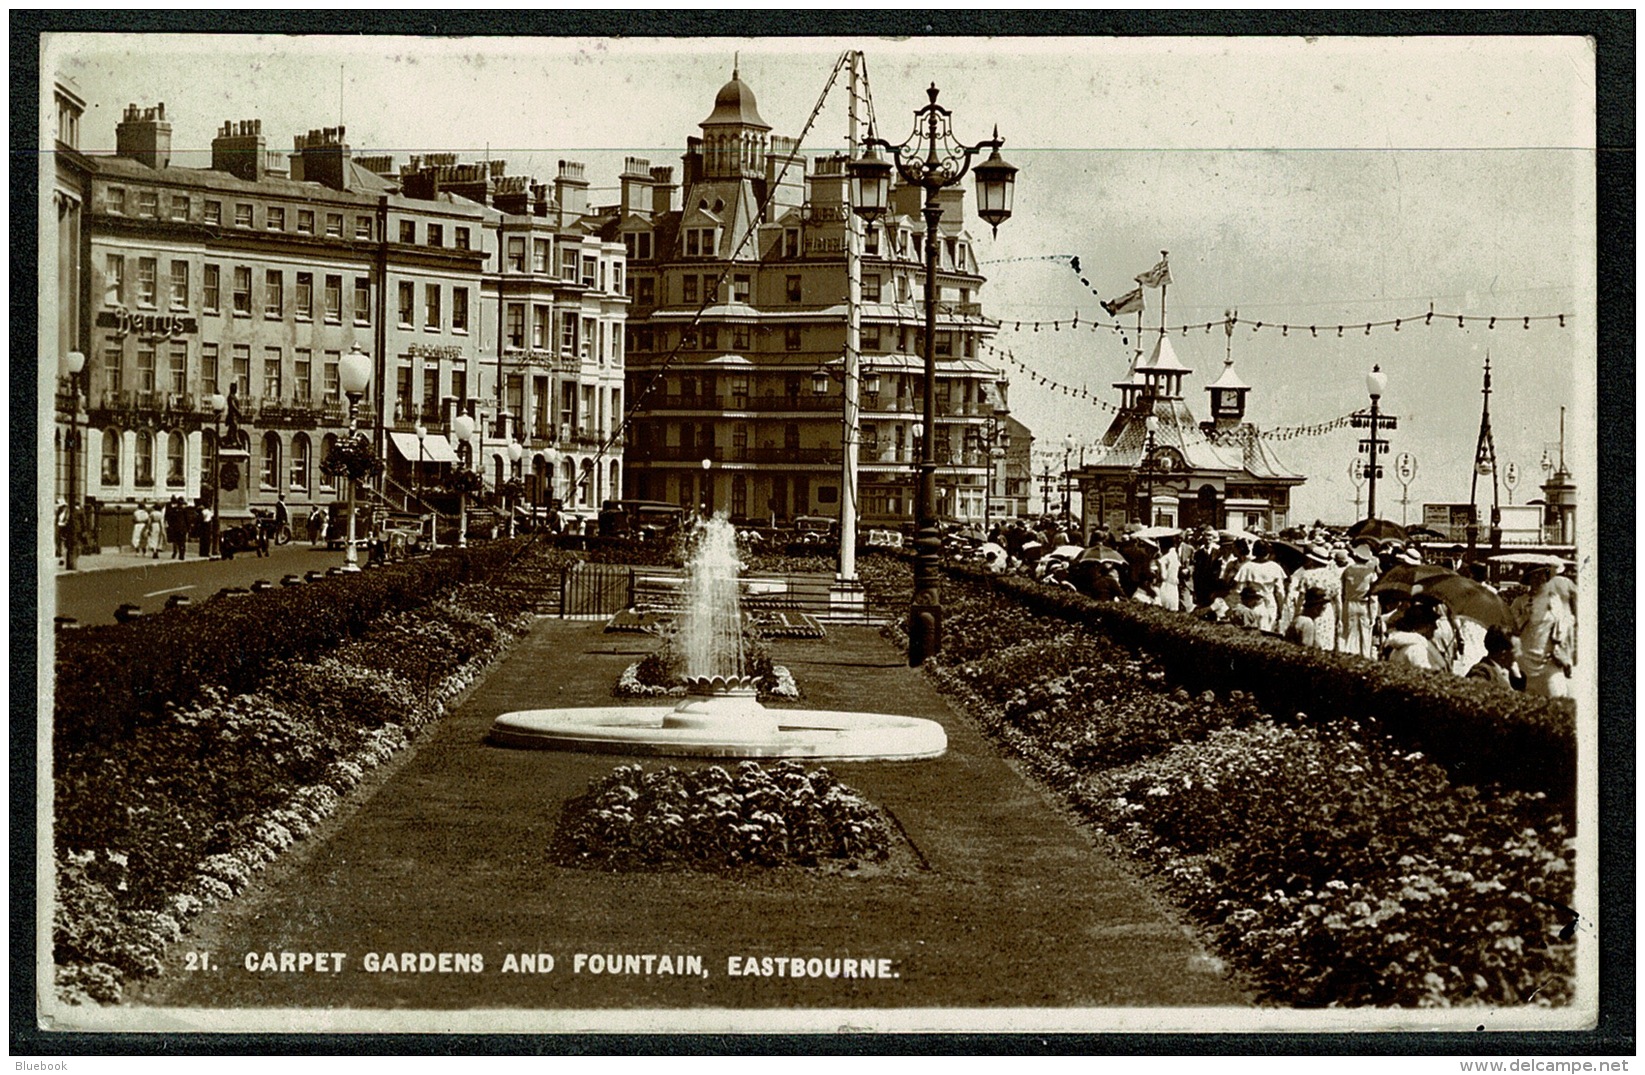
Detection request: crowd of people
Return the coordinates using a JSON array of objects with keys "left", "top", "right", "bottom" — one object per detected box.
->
[{"left": 972, "top": 517, "right": 1577, "bottom": 700}]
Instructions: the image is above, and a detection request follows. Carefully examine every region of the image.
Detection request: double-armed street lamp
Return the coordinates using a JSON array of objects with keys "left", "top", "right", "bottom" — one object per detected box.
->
[
  {"left": 849, "top": 83, "right": 1017, "bottom": 667},
  {"left": 338, "top": 344, "right": 373, "bottom": 572},
  {"left": 60, "top": 350, "right": 85, "bottom": 569},
  {"left": 451, "top": 411, "right": 475, "bottom": 547}
]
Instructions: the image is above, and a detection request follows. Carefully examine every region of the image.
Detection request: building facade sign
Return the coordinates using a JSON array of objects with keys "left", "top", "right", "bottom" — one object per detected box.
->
[
  {"left": 406, "top": 343, "right": 464, "bottom": 362},
  {"left": 799, "top": 203, "right": 850, "bottom": 224},
  {"left": 804, "top": 236, "right": 847, "bottom": 254},
  {"left": 97, "top": 308, "right": 197, "bottom": 339}
]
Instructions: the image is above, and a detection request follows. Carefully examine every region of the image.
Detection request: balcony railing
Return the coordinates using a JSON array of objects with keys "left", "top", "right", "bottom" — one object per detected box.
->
[{"left": 643, "top": 444, "right": 842, "bottom": 466}]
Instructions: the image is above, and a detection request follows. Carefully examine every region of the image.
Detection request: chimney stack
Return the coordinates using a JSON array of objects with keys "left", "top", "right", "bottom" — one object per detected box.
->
[
  {"left": 649, "top": 165, "right": 677, "bottom": 216},
  {"left": 117, "top": 102, "right": 172, "bottom": 170},
  {"left": 555, "top": 160, "right": 588, "bottom": 226},
  {"left": 211, "top": 118, "right": 265, "bottom": 182},
  {"left": 619, "top": 157, "right": 654, "bottom": 219},
  {"left": 292, "top": 126, "right": 352, "bottom": 192}
]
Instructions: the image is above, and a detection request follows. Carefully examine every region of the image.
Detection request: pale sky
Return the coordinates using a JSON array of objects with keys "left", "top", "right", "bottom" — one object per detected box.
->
[{"left": 44, "top": 34, "right": 1596, "bottom": 524}]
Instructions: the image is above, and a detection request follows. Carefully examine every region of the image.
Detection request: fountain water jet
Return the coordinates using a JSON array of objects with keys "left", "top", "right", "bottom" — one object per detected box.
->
[{"left": 489, "top": 515, "right": 947, "bottom": 760}]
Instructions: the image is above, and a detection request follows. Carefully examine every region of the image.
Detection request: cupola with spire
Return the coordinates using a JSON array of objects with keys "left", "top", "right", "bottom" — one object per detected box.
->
[
  {"left": 698, "top": 58, "right": 772, "bottom": 180},
  {"left": 1201, "top": 310, "right": 1250, "bottom": 429}
]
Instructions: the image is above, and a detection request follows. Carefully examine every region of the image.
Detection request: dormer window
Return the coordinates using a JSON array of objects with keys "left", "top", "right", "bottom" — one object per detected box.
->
[{"left": 685, "top": 227, "right": 716, "bottom": 257}]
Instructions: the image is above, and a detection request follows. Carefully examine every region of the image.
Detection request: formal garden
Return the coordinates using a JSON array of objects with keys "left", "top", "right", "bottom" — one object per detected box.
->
[
  {"left": 898, "top": 564, "right": 1577, "bottom": 1008},
  {"left": 51, "top": 540, "right": 550, "bottom": 1004},
  {"left": 49, "top": 534, "right": 1578, "bottom": 1010}
]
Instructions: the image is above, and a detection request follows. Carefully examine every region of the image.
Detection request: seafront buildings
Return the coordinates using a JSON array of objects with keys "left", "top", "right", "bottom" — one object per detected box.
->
[
  {"left": 593, "top": 70, "right": 1014, "bottom": 528},
  {"left": 50, "top": 83, "right": 627, "bottom": 547}
]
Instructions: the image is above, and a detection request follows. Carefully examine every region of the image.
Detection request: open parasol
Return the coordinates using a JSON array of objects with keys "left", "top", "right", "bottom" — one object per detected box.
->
[
  {"left": 1368, "top": 563, "right": 1458, "bottom": 596},
  {"left": 1414, "top": 574, "right": 1513, "bottom": 629},
  {"left": 1348, "top": 517, "right": 1409, "bottom": 543},
  {"left": 1489, "top": 552, "right": 1571, "bottom": 568}
]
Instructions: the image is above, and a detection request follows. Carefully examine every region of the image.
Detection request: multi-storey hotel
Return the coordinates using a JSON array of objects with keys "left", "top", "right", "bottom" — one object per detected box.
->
[
  {"left": 601, "top": 69, "right": 1010, "bottom": 528},
  {"left": 50, "top": 92, "right": 626, "bottom": 551}
]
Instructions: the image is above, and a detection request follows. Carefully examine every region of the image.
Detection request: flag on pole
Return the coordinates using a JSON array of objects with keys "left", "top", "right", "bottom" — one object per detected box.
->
[
  {"left": 1101, "top": 287, "right": 1144, "bottom": 317},
  {"left": 1135, "top": 257, "right": 1172, "bottom": 288}
]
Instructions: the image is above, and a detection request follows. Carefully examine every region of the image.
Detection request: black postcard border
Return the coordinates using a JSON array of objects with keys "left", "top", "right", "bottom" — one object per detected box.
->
[{"left": 11, "top": 8, "right": 1634, "bottom": 1058}]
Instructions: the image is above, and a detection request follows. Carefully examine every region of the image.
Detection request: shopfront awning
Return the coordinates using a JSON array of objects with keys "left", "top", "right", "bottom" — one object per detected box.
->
[{"left": 388, "top": 430, "right": 458, "bottom": 464}]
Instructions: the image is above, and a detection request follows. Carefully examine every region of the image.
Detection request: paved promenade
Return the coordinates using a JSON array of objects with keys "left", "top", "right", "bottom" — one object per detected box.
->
[{"left": 133, "top": 620, "right": 1245, "bottom": 1022}]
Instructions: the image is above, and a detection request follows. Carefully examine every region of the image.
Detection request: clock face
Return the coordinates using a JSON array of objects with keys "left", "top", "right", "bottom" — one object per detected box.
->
[{"left": 1150, "top": 446, "right": 1185, "bottom": 473}]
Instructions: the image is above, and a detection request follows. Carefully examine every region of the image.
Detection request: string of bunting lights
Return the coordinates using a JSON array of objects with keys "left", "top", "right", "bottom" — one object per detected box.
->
[
  {"left": 980, "top": 337, "right": 1358, "bottom": 448},
  {"left": 1011, "top": 253, "right": 1571, "bottom": 341}
]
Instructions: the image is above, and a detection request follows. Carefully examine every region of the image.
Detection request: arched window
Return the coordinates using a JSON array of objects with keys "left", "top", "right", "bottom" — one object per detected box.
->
[
  {"left": 101, "top": 428, "right": 121, "bottom": 487},
  {"left": 318, "top": 433, "right": 337, "bottom": 493},
  {"left": 609, "top": 460, "right": 620, "bottom": 499},
  {"left": 579, "top": 459, "right": 594, "bottom": 507},
  {"left": 561, "top": 458, "right": 575, "bottom": 505},
  {"left": 200, "top": 429, "right": 217, "bottom": 491},
  {"left": 134, "top": 430, "right": 154, "bottom": 487},
  {"left": 165, "top": 430, "right": 186, "bottom": 487},
  {"left": 261, "top": 432, "right": 281, "bottom": 491},
  {"left": 492, "top": 455, "right": 504, "bottom": 492},
  {"left": 290, "top": 433, "right": 310, "bottom": 494},
  {"left": 533, "top": 455, "right": 549, "bottom": 503}
]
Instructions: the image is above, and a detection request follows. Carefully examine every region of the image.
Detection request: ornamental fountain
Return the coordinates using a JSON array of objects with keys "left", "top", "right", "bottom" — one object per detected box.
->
[{"left": 488, "top": 516, "right": 946, "bottom": 760}]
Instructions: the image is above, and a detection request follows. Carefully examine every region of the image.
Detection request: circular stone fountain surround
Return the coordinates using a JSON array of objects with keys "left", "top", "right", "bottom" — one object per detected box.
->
[
  {"left": 489, "top": 674, "right": 948, "bottom": 760},
  {"left": 489, "top": 517, "right": 947, "bottom": 761}
]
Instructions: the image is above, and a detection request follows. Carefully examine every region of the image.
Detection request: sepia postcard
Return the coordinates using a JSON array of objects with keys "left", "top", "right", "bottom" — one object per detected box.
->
[{"left": 32, "top": 24, "right": 1610, "bottom": 1044}]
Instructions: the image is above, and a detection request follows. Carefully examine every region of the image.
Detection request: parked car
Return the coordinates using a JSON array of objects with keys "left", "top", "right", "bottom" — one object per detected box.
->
[{"left": 597, "top": 499, "right": 687, "bottom": 541}]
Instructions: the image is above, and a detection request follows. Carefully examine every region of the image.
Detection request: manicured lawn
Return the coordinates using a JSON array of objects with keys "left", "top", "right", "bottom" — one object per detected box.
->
[{"left": 133, "top": 621, "right": 1244, "bottom": 1011}]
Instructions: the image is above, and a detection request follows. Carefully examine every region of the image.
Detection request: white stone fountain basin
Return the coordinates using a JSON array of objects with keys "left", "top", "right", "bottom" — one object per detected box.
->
[{"left": 488, "top": 694, "right": 947, "bottom": 760}]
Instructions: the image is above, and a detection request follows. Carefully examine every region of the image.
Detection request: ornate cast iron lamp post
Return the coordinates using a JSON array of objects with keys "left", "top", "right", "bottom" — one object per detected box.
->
[{"left": 849, "top": 84, "right": 1017, "bottom": 666}]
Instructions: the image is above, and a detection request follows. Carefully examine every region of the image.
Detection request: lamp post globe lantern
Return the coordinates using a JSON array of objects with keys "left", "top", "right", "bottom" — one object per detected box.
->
[
  {"left": 60, "top": 350, "right": 85, "bottom": 569},
  {"left": 847, "top": 146, "right": 892, "bottom": 225},
  {"left": 700, "top": 456, "right": 713, "bottom": 517},
  {"left": 971, "top": 140, "right": 1019, "bottom": 237},
  {"left": 337, "top": 344, "right": 372, "bottom": 571},
  {"left": 450, "top": 411, "right": 475, "bottom": 547}
]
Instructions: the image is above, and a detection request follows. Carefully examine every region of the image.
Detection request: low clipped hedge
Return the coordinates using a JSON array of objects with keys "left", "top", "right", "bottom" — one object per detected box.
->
[
  {"left": 53, "top": 580, "right": 539, "bottom": 1004},
  {"left": 946, "top": 565, "right": 1576, "bottom": 806},
  {"left": 53, "top": 539, "right": 536, "bottom": 756}
]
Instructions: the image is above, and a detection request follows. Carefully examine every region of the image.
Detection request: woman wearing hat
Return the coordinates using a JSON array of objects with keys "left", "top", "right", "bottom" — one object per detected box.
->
[
  {"left": 1279, "top": 542, "right": 1341, "bottom": 650},
  {"left": 1233, "top": 540, "right": 1287, "bottom": 634},
  {"left": 1338, "top": 542, "right": 1380, "bottom": 658},
  {"left": 1519, "top": 566, "right": 1576, "bottom": 698}
]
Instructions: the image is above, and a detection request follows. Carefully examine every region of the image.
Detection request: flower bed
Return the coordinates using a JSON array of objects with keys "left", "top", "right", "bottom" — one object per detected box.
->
[
  {"left": 551, "top": 761, "right": 892, "bottom": 870},
  {"left": 613, "top": 627, "right": 800, "bottom": 701},
  {"left": 907, "top": 570, "right": 1576, "bottom": 1008},
  {"left": 52, "top": 567, "right": 542, "bottom": 1006}
]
